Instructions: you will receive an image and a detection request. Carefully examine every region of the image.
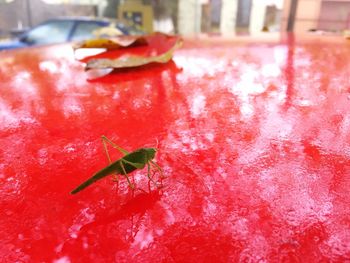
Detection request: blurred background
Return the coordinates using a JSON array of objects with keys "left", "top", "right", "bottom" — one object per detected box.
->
[{"left": 0, "top": 0, "right": 350, "bottom": 45}]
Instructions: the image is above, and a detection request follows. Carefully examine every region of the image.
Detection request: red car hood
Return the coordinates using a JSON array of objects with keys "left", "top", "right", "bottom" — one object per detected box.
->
[{"left": 1, "top": 36, "right": 350, "bottom": 262}]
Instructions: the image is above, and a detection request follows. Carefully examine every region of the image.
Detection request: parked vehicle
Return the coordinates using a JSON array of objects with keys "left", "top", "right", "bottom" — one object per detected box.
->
[{"left": 0, "top": 17, "right": 142, "bottom": 50}]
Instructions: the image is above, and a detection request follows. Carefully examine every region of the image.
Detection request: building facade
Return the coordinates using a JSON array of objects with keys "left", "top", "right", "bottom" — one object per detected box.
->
[{"left": 282, "top": 0, "right": 350, "bottom": 33}]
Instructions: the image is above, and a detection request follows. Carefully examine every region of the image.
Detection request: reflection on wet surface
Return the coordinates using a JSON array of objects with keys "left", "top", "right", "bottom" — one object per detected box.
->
[{"left": 1, "top": 39, "right": 350, "bottom": 261}]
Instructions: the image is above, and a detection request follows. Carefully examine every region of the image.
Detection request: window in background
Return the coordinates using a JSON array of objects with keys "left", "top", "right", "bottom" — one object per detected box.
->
[
  {"left": 71, "top": 22, "right": 104, "bottom": 41},
  {"left": 24, "top": 21, "right": 74, "bottom": 45}
]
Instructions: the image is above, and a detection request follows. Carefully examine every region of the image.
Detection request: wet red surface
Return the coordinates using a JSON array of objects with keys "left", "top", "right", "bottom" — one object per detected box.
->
[{"left": 1, "top": 35, "right": 350, "bottom": 262}]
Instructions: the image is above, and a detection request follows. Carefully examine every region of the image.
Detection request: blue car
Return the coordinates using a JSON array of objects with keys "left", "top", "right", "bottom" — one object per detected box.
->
[{"left": 0, "top": 17, "right": 142, "bottom": 50}]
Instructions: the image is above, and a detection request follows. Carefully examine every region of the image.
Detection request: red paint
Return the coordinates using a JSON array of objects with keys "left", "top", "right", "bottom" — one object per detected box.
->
[{"left": 1, "top": 36, "right": 350, "bottom": 262}]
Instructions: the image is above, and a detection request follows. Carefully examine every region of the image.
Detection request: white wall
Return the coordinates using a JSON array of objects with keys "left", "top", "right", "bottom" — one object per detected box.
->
[
  {"left": 220, "top": 0, "right": 238, "bottom": 35},
  {"left": 178, "top": 0, "right": 201, "bottom": 35}
]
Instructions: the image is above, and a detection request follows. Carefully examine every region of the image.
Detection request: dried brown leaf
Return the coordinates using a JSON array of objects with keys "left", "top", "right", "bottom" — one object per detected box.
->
[
  {"left": 85, "top": 37, "right": 183, "bottom": 70},
  {"left": 74, "top": 36, "right": 147, "bottom": 50}
]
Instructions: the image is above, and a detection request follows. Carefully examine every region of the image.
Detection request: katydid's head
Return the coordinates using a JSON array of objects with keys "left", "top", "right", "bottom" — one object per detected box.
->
[{"left": 143, "top": 148, "right": 157, "bottom": 161}]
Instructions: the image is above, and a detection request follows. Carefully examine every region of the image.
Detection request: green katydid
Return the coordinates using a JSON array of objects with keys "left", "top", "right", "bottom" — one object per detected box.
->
[{"left": 70, "top": 136, "right": 163, "bottom": 194}]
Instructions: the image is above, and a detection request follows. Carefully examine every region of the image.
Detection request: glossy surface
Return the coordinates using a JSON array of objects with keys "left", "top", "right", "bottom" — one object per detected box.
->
[{"left": 1, "top": 36, "right": 350, "bottom": 262}]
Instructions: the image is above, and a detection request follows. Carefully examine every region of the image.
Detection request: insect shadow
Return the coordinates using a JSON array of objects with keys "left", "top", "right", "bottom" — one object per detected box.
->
[
  {"left": 82, "top": 189, "right": 162, "bottom": 230},
  {"left": 60, "top": 189, "right": 163, "bottom": 255}
]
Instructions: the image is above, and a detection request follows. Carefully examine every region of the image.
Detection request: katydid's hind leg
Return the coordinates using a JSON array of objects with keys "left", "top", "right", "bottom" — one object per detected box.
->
[
  {"left": 150, "top": 160, "right": 165, "bottom": 179},
  {"left": 112, "top": 174, "right": 119, "bottom": 183},
  {"left": 101, "top": 136, "right": 120, "bottom": 184},
  {"left": 147, "top": 162, "right": 159, "bottom": 187},
  {"left": 101, "top": 136, "right": 113, "bottom": 163},
  {"left": 147, "top": 164, "right": 153, "bottom": 191},
  {"left": 156, "top": 169, "right": 164, "bottom": 188},
  {"left": 120, "top": 159, "right": 135, "bottom": 189},
  {"left": 112, "top": 175, "right": 120, "bottom": 191},
  {"left": 101, "top": 135, "right": 129, "bottom": 155},
  {"left": 147, "top": 179, "right": 152, "bottom": 192},
  {"left": 111, "top": 179, "right": 121, "bottom": 194},
  {"left": 132, "top": 172, "right": 136, "bottom": 186}
]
